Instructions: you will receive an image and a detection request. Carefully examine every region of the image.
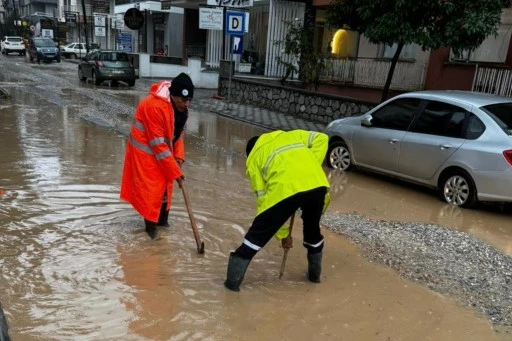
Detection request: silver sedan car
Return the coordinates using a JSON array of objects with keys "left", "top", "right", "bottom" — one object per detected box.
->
[{"left": 325, "top": 91, "right": 512, "bottom": 208}]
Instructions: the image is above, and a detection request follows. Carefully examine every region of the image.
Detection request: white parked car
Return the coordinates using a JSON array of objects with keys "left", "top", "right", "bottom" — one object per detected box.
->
[
  {"left": 60, "top": 42, "right": 101, "bottom": 59},
  {"left": 1, "top": 36, "right": 26, "bottom": 55},
  {"left": 60, "top": 42, "right": 87, "bottom": 59}
]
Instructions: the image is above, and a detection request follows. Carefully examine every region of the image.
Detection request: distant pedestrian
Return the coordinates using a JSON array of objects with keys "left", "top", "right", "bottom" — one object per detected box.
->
[
  {"left": 120, "top": 73, "right": 194, "bottom": 239},
  {"left": 224, "top": 129, "right": 331, "bottom": 291}
]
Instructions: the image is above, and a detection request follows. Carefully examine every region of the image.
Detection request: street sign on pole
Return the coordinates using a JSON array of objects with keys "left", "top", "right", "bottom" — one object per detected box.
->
[
  {"left": 199, "top": 7, "right": 223, "bottom": 30},
  {"left": 225, "top": 11, "right": 245, "bottom": 36},
  {"left": 232, "top": 35, "right": 243, "bottom": 55}
]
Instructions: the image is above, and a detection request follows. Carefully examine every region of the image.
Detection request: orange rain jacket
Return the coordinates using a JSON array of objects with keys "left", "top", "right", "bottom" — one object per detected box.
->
[{"left": 120, "top": 81, "right": 185, "bottom": 222}]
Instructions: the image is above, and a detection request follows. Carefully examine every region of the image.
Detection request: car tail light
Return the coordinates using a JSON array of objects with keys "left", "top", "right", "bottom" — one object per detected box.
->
[
  {"left": 503, "top": 150, "right": 512, "bottom": 166},
  {"left": 95, "top": 61, "right": 104, "bottom": 67},
  {"left": 5, "top": 42, "right": 10, "bottom": 45}
]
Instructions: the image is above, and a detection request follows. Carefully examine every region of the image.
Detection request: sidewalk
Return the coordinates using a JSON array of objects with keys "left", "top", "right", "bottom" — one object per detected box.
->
[{"left": 193, "top": 95, "right": 327, "bottom": 132}]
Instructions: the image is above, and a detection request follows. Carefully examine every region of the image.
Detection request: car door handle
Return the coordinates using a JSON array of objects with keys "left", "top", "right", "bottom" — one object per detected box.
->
[
  {"left": 389, "top": 138, "right": 399, "bottom": 144},
  {"left": 440, "top": 144, "right": 452, "bottom": 150}
]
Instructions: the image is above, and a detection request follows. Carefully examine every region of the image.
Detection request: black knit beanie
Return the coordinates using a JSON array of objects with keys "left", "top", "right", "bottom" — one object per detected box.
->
[
  {"left": 246, "top": 136, "right": 260, "bottom": 157},
  {"left": 170, "top": 73, "right": 194, "bottom": 99}
]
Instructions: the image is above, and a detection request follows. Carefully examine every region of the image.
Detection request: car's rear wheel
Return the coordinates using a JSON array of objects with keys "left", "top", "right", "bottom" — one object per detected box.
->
[
  {"left": 440, "top": 170, "right": 477, "bottom": 208},
  {"left": 70, "top": 53, "right": 76, "bottom": 59},
  {"left": 327, "top": 140, "right": 352, "bottom": 170},
  {"left": 127, "top": 79, "right": 135, "bottom": 87},
  {"left": 78, "top": 68, "right": 86, "bottom": 81}
]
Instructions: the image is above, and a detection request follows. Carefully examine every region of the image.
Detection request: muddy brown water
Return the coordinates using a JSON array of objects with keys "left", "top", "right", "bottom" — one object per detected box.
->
[{"left": 0, "top": 84, "right": 510, "bottom": 340}]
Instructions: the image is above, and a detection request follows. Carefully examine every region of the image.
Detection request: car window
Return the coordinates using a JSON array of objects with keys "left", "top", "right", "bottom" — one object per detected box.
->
[
  {"left": 371, "top": 98, "right": 421, "bottom": 131},
  {"left": 99, "top": 52, "right": 129, "bottom": 61},
  {"left": 7, "top": 37, "right": 22, "bottom": 42},
  {"left": 34, "top": 39, "right": 56, "bottom": 47},
  {"left": 410, "top": 101, "right": 468, "bottom": 138},
  {"left": 481, "top": 102, "right": 512, "bottom": 135},
  {"left": 465, "top": 114, "right": 486, "bottom": 139}
]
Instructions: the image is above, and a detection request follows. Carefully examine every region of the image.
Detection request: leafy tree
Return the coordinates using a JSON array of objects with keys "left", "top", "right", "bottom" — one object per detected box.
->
[
  {"left": 326, "top": 0, "right": 505, "bottom": 102},
  {"left": 1, "top": 11, "right": 30, "bottom": 39},
  {"left": 1, "top": 12, "right": 18, "bottom": 37},
  {"left": 276, "top": 18, "right": 328, "bottom": 90}
]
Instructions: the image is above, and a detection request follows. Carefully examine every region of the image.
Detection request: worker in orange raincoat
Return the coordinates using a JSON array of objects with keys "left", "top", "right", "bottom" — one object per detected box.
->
[{"left": 120, "top": 73, "right": 194, "bottom": 239}]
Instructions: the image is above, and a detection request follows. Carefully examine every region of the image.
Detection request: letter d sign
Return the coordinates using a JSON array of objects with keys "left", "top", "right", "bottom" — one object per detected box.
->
[{"left": 226, "top": 11, "right": 245, "bottom": 35}]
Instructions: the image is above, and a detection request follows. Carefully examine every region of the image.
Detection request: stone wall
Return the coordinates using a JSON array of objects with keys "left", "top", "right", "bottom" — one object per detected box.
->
[{"left": 218, "top": 77, "right": 377, "bottom": 124}]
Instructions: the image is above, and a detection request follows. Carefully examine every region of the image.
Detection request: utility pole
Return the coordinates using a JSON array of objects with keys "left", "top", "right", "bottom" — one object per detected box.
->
[
  {"left": 12, "top": 0, "right": 18, "bottom": 36},
  {"left": 81, "top": 0, "right": 89, "bottom": 53}
]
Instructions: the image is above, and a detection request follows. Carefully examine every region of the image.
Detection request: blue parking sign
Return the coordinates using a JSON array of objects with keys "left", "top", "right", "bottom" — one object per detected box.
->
[{"left": 226, "top": 11, "right": 245, "bottom": 36}]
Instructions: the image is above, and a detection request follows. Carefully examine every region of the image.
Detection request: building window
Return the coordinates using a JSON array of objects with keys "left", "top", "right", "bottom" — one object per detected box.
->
[
  {"left": 315, "top": 9, "right": 359, "bottom": 58},
  {"left": 468, "top": 24, "right": 512, "bottom": 63},
  {"left": 380, "top": 43, "right": 415, "bottom": 59}
]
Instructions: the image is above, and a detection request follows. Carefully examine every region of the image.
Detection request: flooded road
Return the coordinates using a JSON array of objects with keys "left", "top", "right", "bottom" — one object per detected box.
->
[{"left": 0, "top": 56, "right": 510, "bottom": 340}]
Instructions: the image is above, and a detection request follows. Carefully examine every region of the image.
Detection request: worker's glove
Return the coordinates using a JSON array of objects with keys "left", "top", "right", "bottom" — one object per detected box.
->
[
  {"left": 274, "top": 224, "right": 290, "bottom": 241},
  {"left": 281, "top": 235, "right": 293, "bottom": 250},
  {"left": 176, "top": 176, "right": 184, "bottom": 189}
]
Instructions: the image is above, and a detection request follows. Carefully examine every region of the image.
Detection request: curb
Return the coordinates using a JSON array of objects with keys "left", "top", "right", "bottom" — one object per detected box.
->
[{"left": 209, "top": 108, "right": 273, "bottom": 131}]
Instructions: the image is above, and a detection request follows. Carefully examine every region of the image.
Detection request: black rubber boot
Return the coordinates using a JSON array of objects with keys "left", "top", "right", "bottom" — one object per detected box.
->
[
  {"left": 144, "top": 220, "right": 159, "bottom": 240},
  {"left": 307, "top": 252, "right": 322, "bottom": 283},
  {"left": 0, "top": 301, "right": 11, "bottom": 341},
  {"left": 224, "top": 252, "right": 251, "bottom": 292},
  {"left": 157, "top": 203, "right": 170, "bottom": 227}
]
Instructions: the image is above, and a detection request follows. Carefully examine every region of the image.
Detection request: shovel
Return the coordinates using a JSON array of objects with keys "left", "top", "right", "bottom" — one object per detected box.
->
[
  {"left": 180, "top": 182, "right": 205, "bottom": 254},
  {"left": 279, "top": 213, "right": 296, "bottom": 279}
]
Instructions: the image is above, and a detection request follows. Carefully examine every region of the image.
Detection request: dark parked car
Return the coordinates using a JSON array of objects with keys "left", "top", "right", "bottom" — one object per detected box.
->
[
  {"left": 78, "top": 50, "right": 136, "bottom": 86},
  {"left": 28, "top": 37, "right": 61, "bottom": 64}
]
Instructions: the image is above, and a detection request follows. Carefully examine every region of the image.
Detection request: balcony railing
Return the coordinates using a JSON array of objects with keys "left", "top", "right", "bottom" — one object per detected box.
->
[
  {"left": 322, "top": 58, "right": 427, "bottom": 91},
  {"left": 472, "top": 65, "right": 512, "bottom": 97}
]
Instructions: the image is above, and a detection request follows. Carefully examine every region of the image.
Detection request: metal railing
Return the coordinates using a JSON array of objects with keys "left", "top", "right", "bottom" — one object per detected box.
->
[
  {"left": 321, "top": 57, "right": 427, "bottom": 91},
  {"left": 472, "top": 65, "right": 512, "bottom": 97}
]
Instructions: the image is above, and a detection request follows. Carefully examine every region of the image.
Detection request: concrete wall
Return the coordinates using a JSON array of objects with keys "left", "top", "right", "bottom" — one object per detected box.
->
[
  {"left": 218, "top": 77, "right": 376, "bottom": 124},
  {"left": 138, "top": 56, "right": 218, "bottom": 88},
  {"left": 424, "top": 48, "right": 476, "bottom": 91}
]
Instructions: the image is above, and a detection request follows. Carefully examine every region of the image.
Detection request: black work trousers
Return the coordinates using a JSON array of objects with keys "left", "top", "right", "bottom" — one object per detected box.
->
[{"left": 235, "top": 187, "right": 327, "bottom": 259}]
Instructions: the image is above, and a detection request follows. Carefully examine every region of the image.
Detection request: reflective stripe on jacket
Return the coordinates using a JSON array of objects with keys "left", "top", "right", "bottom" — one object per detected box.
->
[
  {"left": 246, "top": 129, "right": 330, "bottom": 216},
  {"left": 120, "top": 81, "right": 183, "bottom": 222}
]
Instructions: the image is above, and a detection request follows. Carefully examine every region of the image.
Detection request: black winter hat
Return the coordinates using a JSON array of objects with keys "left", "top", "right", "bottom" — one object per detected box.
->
[
  {"left": 170, "top": 73, "right": 194, "bottom": 99},
  {"left": 246, "top": 135, "right": 260, "bottom": 157}
]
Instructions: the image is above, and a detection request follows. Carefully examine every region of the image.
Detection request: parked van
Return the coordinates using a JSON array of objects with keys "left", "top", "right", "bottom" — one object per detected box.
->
[{"left": 28, "top": 37, "right": 61, "bottom": 64}]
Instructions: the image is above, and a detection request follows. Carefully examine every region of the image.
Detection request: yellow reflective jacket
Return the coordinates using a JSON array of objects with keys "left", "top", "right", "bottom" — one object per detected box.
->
[{"left": 246, "top": 130, "right": 331, "bottom": 219}]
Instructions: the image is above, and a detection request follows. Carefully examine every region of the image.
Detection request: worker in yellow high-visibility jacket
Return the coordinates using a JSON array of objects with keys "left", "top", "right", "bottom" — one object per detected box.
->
[{"left": 224, "top": 129, "right": 331, "bottom": 292}]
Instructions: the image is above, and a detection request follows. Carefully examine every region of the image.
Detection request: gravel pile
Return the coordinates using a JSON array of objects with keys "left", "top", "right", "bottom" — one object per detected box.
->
[{"left": 321, "top": 212, "right": 512, "bottom": 331}]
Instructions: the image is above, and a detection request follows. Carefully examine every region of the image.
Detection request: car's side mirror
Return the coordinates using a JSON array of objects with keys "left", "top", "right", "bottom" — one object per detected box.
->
[{"left": 361, "top": 115, "right": 373, "bottom": 127}]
